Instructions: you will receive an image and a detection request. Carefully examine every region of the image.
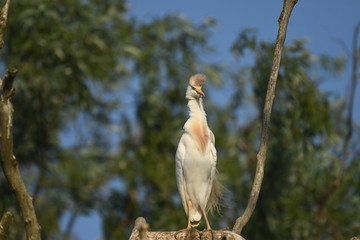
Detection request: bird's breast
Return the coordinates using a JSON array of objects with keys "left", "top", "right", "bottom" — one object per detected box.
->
[{"left": 189, "top": 120, "right": 209, "bottom": 153}]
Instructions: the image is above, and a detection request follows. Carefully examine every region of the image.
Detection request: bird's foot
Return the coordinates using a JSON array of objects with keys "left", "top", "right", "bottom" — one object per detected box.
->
[
  {"left": 174, "top": 228, "right": 199, "bottom": 240},
  {"left": 201, "top": 228, "right": 215, "bottom": 240}
]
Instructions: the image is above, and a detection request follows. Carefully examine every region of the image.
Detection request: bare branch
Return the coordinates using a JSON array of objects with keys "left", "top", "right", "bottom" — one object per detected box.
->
[
  {"left": 0, "top": 69, "right": 42, "bottom": 240},
  {"left": 336, "top": 21, "right": 360, "bottom": 185},
  {"left": 0, "top": 0, "right": 11, "bottom": 49},
  {"left": 343, "top": 21, "right": 360, "bottom": 162},
  {"left": 315, "top": 21, "right": 360, "bottom": 225},
  {"left": 129, "top": 217, "right": 245, "bottom": 240},
  {"left": 0, "top": 1, "right": 41, "bottom": 239},
  {"left": 232, "top": 0, "right": 298, "bottom": 235},
  {"left": 0, "top": 211, "right": 13, "bottom": 240}
]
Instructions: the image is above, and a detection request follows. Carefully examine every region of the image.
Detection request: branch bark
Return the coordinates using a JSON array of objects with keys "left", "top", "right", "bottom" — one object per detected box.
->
[
  {"left": 0, "top": 69, "right": 42, "bottom": 240},
  {"left": 0, "top": 212, "right": 13, "bottom": 240},
  {"left": 129, "top": 217, "right": 245, "bottom": 240},
  {"left": 232, "top": 0, "right": 298, "bottom": 235},
  {"left": 0, "top": 0, "right": 11, "bottom": 49},
  {"left": 0, "top": 1, "right": 41, "bottom": 239}
]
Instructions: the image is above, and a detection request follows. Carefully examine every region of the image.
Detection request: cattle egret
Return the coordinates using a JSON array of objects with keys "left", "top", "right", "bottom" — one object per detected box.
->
[{"left": 175, "top": 73, "right": 220, "bottom": 234}]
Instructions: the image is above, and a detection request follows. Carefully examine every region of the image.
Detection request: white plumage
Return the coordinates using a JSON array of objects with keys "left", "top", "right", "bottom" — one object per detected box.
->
[{"left": 176, "top": 74, "right": 218, "bottom": 230}]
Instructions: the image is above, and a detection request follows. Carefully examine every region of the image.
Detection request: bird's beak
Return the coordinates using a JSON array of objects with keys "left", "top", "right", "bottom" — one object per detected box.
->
[{"left": 195, "top": 87, "right": 205, "bottom": 97}]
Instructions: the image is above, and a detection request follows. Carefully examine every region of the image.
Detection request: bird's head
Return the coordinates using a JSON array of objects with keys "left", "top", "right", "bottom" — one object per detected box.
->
[{"left": 186, "top": 73, "right": 206, "bottom": 99}]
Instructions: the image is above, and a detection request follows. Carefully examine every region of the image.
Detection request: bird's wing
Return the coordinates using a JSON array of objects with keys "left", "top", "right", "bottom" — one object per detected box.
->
[
  {"left": 209, "top": 129, "right": 217, "bottom": 196},
  {"left": 209, "top": 130, "right": 217, "bottom": 170},
  {"left": 175, "top": 134, "right": 188, "bottom": 214},
  {"left": 206, "top": 129, "right": 220, "bottom": 212}
]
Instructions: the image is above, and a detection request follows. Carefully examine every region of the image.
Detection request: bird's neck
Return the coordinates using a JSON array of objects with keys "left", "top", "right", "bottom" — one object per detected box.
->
[
  {"left": 186, "top": 98, "right": 209, "bottom": 153},
  {"left": 187, "top": 98, "right": 206, "bottom": 118}
]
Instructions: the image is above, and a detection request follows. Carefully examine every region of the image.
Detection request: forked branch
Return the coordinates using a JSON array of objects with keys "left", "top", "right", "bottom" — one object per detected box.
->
[{"left": 232, "top": 0, "right": 298, "bottom": 235}]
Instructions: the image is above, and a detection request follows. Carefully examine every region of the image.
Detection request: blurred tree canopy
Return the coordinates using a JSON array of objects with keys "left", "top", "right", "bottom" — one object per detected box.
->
[{"left": 0, "top": 0, "right": 359, "bottom": 239}]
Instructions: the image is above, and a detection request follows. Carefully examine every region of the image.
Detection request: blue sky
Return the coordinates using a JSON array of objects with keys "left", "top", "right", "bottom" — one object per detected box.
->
[
  {"left": 68, "top": 1, "right": 360, "bottom": 239},
  {"left": 130, "top": 0, "right": 359, "bottom": 57}
]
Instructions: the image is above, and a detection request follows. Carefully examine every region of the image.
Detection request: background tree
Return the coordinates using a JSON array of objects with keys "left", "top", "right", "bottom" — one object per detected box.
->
[
  {"left": 1, "top": 0, "right": 217, "bottom": 239},
  {"left": 1, "top": 0, "right": 133, "bottom": 238},
  {"left": 225, "top": 29, "right": 360, "bottom": 239}
]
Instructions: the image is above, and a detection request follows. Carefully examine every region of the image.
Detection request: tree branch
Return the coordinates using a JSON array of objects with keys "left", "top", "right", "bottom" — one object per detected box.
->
[
  {"left": 314, "top": 21, "right": 360, "bottom": 226},
  {"left": 0, "top": 212, "right": 13, "bottom": 240},
  {"left": 129, "top": 217, "right": 245, "bottom": 240},
  {"left": 0, "top": 69, "right": 42, "bottom": 240},
  {"left": 337, "top": 21, "right": 360, "bottom": 185},
  {"left": 232, "top": 0, "right": 298, "bottom": 235},
  {"left": 0, "top": 0, "right": 11, "bottom": 49},
  {"left": 0, "top": 1, "right": 41, "bottom": 239},
  {"left": 342, "top": 21, "right": 360, "bottom": 171}
]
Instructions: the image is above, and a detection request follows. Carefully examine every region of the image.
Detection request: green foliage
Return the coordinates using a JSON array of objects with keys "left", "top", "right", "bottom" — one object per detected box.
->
[
  {"left": 0, "top": 1, "right": 359, "bottom": 240},
  {"left": 229, "top": 30, "right": 359, "bottom": 240},
  {"left": 100, "top": 14, "right": 216, "bottom": 239},
  {"left": 1, "top": 0, "right": 216, "bottom": 239},
  {"left": 2, "top": 0, "right": 133, "bottom": 238}
]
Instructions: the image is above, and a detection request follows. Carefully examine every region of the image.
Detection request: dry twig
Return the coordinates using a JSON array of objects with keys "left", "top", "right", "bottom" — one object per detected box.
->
[
  {"left": 232, "top": 0, "right": 298, "bottom": 235},
  {"left": 0, "top": 212, "right": 13, "bottom": 240},
  {"left": 0, "top": 1, "right": 41, "bottom": 239},
  {"left": 0, "top": 69, "right": 41, "bottom": 240},
  {"left": 314, "top": 21, "right": 360, "bottom": 229},
  {"left": 0, "top": 0, "right": 11, "bottom": 48}
]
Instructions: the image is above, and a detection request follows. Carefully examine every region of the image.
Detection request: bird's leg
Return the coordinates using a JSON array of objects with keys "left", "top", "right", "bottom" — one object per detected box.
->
[
  {"left": 175, "top": 200, "right": 194, "bottom": 240},
  {"left": 200, "top": 206, "right": 211, "bottom": 230},
  {"left": 200, "top": 206, "right": 215, "bottom": 240},
  {"left": 186, "top": 200, "right": 192, "bottom": 228}
]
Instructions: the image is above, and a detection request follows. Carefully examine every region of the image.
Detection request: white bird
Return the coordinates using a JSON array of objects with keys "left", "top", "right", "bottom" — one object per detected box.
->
[{"left": 176, "top": 73, "right": 220, "bottom": 231}]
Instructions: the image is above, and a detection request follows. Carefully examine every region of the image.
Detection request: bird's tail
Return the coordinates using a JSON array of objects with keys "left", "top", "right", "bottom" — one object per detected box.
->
[
  {"left": 206, "top": 175, "right": 223, "bottom": 214},
  {"left": 189, "top": 208, "right": 202, "bottom": 227}
]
